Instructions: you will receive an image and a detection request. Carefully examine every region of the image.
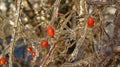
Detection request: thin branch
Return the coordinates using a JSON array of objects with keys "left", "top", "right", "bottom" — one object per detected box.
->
[
  {"left": 9, "top": 0, "right": 22, "bottom": 67},
  {"left": 40, "top": 39, "right": 63, "bottom": 67}
]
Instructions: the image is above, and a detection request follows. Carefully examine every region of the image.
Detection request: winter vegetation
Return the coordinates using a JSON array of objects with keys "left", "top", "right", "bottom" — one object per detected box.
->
[{"left": 0, "top": 0, "right": 120, "bottom": 67}]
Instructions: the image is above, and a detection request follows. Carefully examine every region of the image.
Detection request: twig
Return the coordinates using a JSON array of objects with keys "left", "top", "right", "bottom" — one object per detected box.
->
[
  {"left": 40, "top": 39, "right": 63, "bottom": 67},
  {"left": 66, "top": 0, "right": 88, "bottom": 62},
  {"left": 68, "top": 23, "right": 88, "bottom": 62},
  {"left": 9, "top": 0, "right": 22, "bottom": 67},
  {"left": 60, "top": 11, "right": 75, "bottom": 29},
  {"left": 86, "top": 0, "right": 118, "bottom": 6},
  {"left": 50, "top": 0, "right": 61, "bottom": 26},
  {"left": 62, "top": 54, "right": 95, "bottom": 67}
]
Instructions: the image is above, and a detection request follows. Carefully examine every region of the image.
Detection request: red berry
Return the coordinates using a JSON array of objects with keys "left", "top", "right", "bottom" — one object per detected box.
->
[
  {"left": 87, "top": 17, "right": 94, "bottom": 28},
  {"left": 57, "top": 13, "right": 61, "bottom": 18},
  {"left": 27, "top": 47, "right": 32, "bottom": 53},
  {"left": 41, "top": 40, "right": 48, "bottom": 48},
  {"left": 32, "top": 52, "right": 36, "bottom": 57},
  {"left": 0, "top": 57, "right": 6, "bottom": 65},
  {"left": 47, "top": 26, "right": 54, "bottom": 37}
]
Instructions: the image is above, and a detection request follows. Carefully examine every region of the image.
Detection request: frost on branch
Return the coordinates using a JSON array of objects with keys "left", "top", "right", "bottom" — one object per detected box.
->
[{"left": 0, "top": 0, "right": 120, "bottom": 67}]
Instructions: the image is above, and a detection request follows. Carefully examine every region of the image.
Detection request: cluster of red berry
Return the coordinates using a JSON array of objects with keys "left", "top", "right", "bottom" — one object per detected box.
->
[
  {"left": 26, "top": 16, "right": 94, "bottom": 57},
  {"left": 0, "top": 57, "right": 6, "bottom": 65},
  {"left": 27, "top": 25, "right": 54, "bottom": 57},
  {"left": 27, "top": 47, "right": 36, "bottom": 57}
]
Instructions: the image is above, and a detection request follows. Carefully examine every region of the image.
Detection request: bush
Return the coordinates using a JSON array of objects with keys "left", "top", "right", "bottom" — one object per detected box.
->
[{"left": 0, "top": 0, "right": 120, "bottom": 67}]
